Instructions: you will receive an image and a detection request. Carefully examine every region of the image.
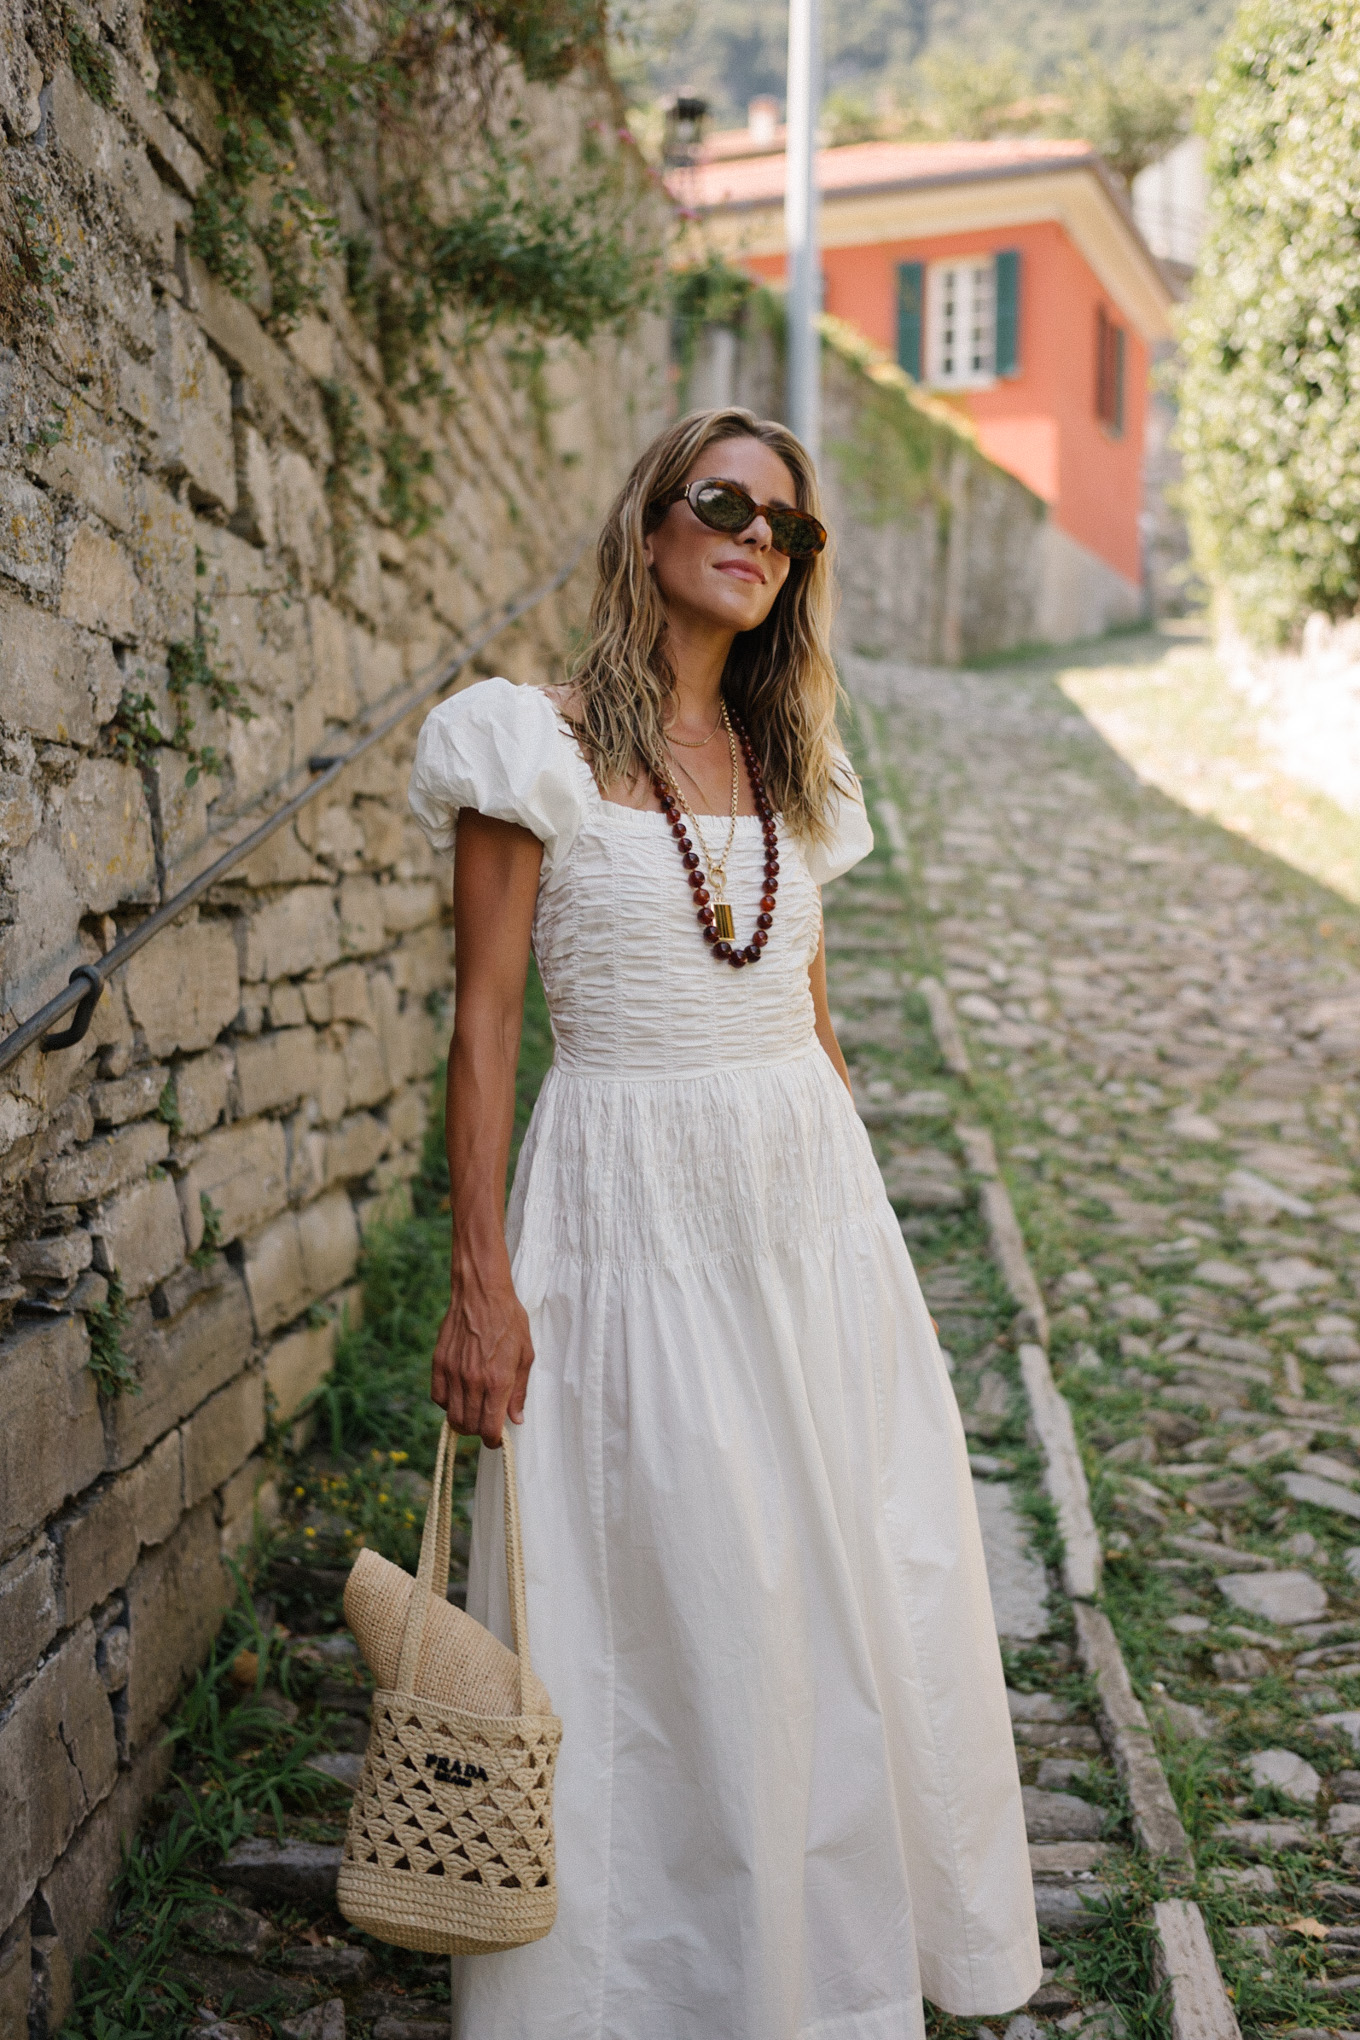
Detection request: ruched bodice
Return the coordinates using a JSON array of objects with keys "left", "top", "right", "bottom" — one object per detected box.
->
[
  {"left": 410, "top": 675, "right": 872, "bottom": 1080},
  {"left": 536, "top": 804, "right": 820, "bottom": 1077}
]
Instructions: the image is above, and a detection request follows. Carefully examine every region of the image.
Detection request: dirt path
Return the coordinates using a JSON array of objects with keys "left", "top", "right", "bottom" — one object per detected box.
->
[{"left": 823, "top": 639, "right": 1360, "bottom": 2040}]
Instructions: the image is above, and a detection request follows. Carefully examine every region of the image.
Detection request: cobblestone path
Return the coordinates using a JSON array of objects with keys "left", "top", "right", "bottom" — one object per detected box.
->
[{"left": 822, "top": 638, "right": 1360, "bottom": 2040}]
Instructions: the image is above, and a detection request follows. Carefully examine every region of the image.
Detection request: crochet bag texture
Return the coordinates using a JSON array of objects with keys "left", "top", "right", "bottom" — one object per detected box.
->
[{"left": 338, "top": 1424, "right": 562, "bottom": 1956}]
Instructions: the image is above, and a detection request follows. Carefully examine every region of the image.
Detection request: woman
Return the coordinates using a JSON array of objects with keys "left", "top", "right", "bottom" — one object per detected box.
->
[{"left": 409, "top": 407, "right": 1040, "bottom": 2040}]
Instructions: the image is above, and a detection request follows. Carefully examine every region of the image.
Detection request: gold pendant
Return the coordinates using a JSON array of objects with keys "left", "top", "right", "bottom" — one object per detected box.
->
[{"left": 713, "top": 901, "right": 735, "bottom": 941}]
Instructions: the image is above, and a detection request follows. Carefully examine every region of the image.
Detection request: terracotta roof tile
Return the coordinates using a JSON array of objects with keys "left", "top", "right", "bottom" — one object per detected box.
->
[{"left": 669, "top": 136, "right": 1100, "bottom": 213}]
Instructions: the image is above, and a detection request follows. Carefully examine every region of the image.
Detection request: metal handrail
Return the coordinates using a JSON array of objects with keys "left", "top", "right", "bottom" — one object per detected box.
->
[{"left": 0, "top": 543, "right": 587, "bottom": 1078}]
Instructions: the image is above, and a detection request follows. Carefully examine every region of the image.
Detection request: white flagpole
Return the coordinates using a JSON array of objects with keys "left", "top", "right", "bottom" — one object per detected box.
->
[{"left": 784, "top": 0, "right": 820, "bottom": 462}]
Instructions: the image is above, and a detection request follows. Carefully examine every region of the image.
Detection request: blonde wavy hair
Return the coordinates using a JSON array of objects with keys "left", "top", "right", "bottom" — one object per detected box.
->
[{"left": 566, "top": 407, "right": 849, "bottom": 844}]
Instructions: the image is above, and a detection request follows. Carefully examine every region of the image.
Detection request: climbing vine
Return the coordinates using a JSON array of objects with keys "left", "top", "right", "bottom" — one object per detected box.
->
[{"left": 148, "top": 0, "right": 658, "bottom": 366}]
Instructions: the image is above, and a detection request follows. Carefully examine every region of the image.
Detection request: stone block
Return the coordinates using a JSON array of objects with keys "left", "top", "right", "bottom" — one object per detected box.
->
[
  {"left": 49, "top": 66, "right": 175, "bottom": 262},
  {"left": 0, "top": 468, "right": 57, "bottom": 593},
  {"left": 151, "top": 742, "right": 211, "bottom": 884},
  {"left": 338, "top": 876, "right": 386, "bottom": 957},
  {"left": 173, "top": 1046, "right": 234, "bottom": 1136},
  {"left": 269, "top": 982, "right": 308, "bottom": 1028},
  {"left": 91, "top": 1173, "right": 186, "bottom": 1297},
  {"left": 0, "top": 1538, "right": 59, "bottom": 1696},
  {"left": 181, "top": 1370, "right": 266, "bottom": 1508},
  {"left": 55, "top": 758, "right": 156, "bottom": 913},
  {"left": 266, "top": 1320, "right": 336, "bottom": 1423},
  {"left": 107, "top": 46, "right": 206, "bottom": 198},
  {"left": 59, "top": 524, "right": 138, "bottom": 640},
  {"left": 307, "top": 599, "right": 356, "bottom": 723},
  {"left": 344, "top": 1028, "right": 390, "bottom": 1110},
  {"left": 45, "top": 1119, "right": 169, "bottom": 1206},
  {"left": 130, "top": 476, "right": 196, "bottom": 643},
  {"left": 184, "top": 255, "right": 324, "bottom": 454},
  {"left": 124, "top": 917, "right": 239, "bottom": 1055},
  {"left": 0, "top": 1915, "right": 31, "bottom": 2040},
  {"left": 241, "top": 1210, "right": 307, "bottom": 1336},
  {"left": 232, "top": 1027, "right": 317, "bottom": 1117},
  {"left": 104, "top": 1274, "right": 253, "bottom": 1470},
  {"left": 95, "top": 1626, "right": 129, "bottom": 1693},
  {"left": 275, "top": 449, "right": 332, "bottom": 587},
  {"left": 0, "top": 1621, "right": 117, "bottom": 1928},
  {"left": 0, "top": 588, "right": 120, "bottom": 747},
  {"left": 323, "top": 1112, "right": 389, "bottom": 1185},
  {"left": 299, "top": 1189, "right": 360, "bottom": 1298},
  {"left": 56, "top": 1431, "right": 181, "bottom": 1626},
  {"left": 327, "top": 963, "right": 374, "bottom": 1027},
  {"left": 218, "top": 1455, "right": 277, "bottom": 1556},
  {"left": 381, "top": 882, "right": 439, "bottom": 935},
  {"left": 385, "top": 1085, "right": 427, "bottom": 1149},
  {"left": 89, "top": 1064, "right": 169, "bottom": 1127},
  {"left": 309, "top": 1044, "right": 348, "bottom": 1124},
  {"left": 123, "top": 1499, "right": 228, "bottom": 1748},
  {"left": 234, "top": 419, "right": 276, "bottom": 548},
  {"left": 388, "top": 923, "right": 451, "bottom": 999},
  {"left": 156, "top": 299, "right": 236, "bottom": 513},
  {"left": 237, "top": 889, "right": 341, "bottom": 982},
  {"left": 177, "top": 1118, "right": 289, "bottom": 1251},
  {"left": 355, "top": 797, "right": 405, "bottom": 870},
  {"left": 31, "top": 397, "right": 130, "bottom": 533},
  {"left": 0, "top": 1318, "right": 102, "bottom": 1560},
  {"left": 35, "top": 1735, "right": 172, "bottom": 2033},
  {"left": 9, "top": 1229, "right": 93, "bottom": 1282}
]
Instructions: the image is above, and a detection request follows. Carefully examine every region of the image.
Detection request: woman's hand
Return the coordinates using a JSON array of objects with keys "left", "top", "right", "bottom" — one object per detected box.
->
[
  {"left": 432, "top": 805, "right": 544, "bottom": 1448},
  {"left": 432, "top": 1261, "right": 535, "bottom": 1447}
]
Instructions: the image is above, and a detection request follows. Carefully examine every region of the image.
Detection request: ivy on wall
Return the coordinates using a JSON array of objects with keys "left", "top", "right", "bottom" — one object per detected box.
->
[
  {"left": 1176, "top": 0, "right": 1360, "bottom": 644},
  {"left": 147, "top": 0, "right": 658, "bottom": 374}
]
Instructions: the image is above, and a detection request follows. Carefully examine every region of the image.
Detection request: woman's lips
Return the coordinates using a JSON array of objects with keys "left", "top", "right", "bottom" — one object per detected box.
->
[{"left": 715, "top": 560, "right": 765, "bottom": 584}]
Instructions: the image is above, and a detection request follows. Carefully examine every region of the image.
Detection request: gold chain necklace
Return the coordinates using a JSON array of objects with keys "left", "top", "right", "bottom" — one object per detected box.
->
[
  {"left": 662, "top": 702, "right": 740, "bottom": 938},
  {"left": 664, "top": 709, "right": 723, "bottom": 749}
]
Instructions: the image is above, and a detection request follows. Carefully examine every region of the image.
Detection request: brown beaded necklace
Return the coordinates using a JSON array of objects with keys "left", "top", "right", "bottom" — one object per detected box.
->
[{"left": 650, "top": 707, "right": 779, "bottom": 970}]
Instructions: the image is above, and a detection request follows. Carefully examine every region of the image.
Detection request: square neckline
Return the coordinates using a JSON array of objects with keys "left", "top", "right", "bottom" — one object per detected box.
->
[{"left": 547, "top": 701, "right": 776, "bottom": 826}]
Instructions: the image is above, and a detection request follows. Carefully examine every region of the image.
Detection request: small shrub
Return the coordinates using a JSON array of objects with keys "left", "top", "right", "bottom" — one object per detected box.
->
[
  {"left": 87, "top": 1272, "right": 139, "bottom": 1398},
  {"left": 65, "top": 12, "right": 114, "bottom": 106}
]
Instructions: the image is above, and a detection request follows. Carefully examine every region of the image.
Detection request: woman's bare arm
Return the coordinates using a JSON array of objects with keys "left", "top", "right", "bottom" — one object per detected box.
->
[
  {"left": 810, "top": 923, "right": 852, "bottom": 1094},
  {"left": 431, "top": 809, "right": 543, "bottom": 1447}
]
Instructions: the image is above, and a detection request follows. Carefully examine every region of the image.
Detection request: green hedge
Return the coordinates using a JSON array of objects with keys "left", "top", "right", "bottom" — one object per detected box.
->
[{"left": 1177, "top": 0, "right": 1360, "bottom": 643}]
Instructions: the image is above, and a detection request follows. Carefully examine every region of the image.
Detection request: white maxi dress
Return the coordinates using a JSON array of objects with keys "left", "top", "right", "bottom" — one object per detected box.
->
[{"left": 408, "top": 676, "right": 1040, "bottom": 2040}]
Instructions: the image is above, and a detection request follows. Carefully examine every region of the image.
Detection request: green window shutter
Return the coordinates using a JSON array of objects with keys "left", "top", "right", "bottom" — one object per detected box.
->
[
  {"left": 994, "top": 249, "right": 1021, "bottom": 377},
  {"left": 897, "top": 261, "right": 924, "bottom": 380},
  {"left": 1112, "top": 324, "right": 1126, "bottom": 435}
]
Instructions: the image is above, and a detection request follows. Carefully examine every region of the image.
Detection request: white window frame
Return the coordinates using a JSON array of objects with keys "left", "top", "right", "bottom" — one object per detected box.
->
[{"left": 926, "top": 258, "right": 997, "bottom": 390}]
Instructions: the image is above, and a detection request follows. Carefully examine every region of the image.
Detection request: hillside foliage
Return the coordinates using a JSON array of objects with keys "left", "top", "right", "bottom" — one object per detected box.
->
[
  {"left": 621, "top": 0, "right": 1233, "bottom": 129},
  {"left": 1176, "top": 0, "right": 1360, "bottom": 642}
]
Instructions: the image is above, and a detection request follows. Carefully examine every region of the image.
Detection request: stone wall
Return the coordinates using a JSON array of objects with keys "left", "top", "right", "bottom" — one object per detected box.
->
[
  {"left": 0, "top": 5, "right": 666, "bottom": 2027},
  {"left": 686, "top": 302, "right": 1140, "bottom": 659}
]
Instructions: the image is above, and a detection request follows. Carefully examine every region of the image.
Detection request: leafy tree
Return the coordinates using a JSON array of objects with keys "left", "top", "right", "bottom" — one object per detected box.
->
[
  {"left": 1177, "top": 0, "right": 1360, "bottom": 642},
  {"left": 1051, "top": 47, "right": 1188, "bottom": 186}
]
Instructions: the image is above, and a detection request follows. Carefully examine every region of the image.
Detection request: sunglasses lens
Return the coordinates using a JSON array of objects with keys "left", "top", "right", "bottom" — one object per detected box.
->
[
  {"left": 691, "top": 481, "right": 756, "bottom": 532},
  {"left": 769, "top": 511, "right": 826, "bottom": 558}
]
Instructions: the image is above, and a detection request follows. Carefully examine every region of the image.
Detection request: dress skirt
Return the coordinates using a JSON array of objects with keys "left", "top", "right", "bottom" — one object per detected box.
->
[{"left": 455, "top": 1048, "right": 1040, "bottom": 2040}]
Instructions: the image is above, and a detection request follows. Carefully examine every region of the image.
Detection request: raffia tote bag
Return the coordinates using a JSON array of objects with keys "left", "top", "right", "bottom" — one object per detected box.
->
[{"left": 337, "top": 1424, "right": 562, "bottom": 1955}]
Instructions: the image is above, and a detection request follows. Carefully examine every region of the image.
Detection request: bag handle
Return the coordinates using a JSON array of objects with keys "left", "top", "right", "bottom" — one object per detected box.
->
[{"left": 394, "top": 1422, "right": 535, "bottom": 1711}]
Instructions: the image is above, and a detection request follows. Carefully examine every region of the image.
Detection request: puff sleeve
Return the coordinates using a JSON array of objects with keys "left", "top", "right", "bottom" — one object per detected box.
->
[
  {"left": 408, "top": 676, "right": 585, "bottom": 874},
  {"left": 800, "top": 757, "right": 874, "bottom": 886}
]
